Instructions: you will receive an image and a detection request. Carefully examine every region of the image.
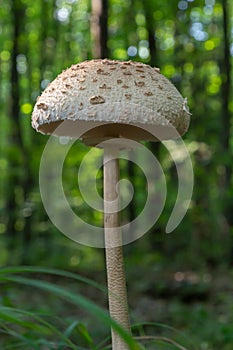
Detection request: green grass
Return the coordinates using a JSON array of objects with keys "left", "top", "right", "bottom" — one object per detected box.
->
[{"left": 0, "top": 266, "right": 233, "bottom": 349}]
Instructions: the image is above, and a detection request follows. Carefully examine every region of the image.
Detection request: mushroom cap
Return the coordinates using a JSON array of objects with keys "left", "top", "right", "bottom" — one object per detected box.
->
[{"left": 32, "top": 59, "right": 190, "bottom": 145}]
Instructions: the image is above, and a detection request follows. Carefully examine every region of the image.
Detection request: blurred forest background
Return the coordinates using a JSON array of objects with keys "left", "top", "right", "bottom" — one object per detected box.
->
[{"left": 0, "top": 0, "right": 233, "bottom": 349}]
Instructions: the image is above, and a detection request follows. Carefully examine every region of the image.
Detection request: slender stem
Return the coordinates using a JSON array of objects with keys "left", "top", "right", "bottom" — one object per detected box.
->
[{"left": 103, "top": 146, "right": 131, "bottom": 350}]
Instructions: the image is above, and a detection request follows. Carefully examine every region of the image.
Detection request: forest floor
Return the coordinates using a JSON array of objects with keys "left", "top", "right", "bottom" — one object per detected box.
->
[{"left": 2, "top": 265, "right": 233, "bottom": 350}]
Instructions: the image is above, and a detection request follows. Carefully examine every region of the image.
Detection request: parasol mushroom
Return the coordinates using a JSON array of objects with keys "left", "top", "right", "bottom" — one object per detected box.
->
[{"left": 32, "top": 59, "right": 191, "bottom": 349}]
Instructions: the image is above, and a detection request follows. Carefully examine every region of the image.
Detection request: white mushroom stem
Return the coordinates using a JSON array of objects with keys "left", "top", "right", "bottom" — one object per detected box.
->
[{"left": 104, "top": 146, "right": 131, "bottom": 350}]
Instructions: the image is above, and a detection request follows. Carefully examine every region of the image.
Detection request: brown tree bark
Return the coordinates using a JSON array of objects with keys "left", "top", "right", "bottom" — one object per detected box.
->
[
  {"left": 220, "top": 0, "right": 232, "bottom": 193},
  {"left": 143, "top": 0, "right": 158, "bottom": 66},
  {"left": 219, "top": 1, "right": 233, "bottom": 258},
  {"left": 143, "top": 0, "right": 161, "bottom": 159},
  {"left": 6, "top": 0, "right": 25, "bottom": 247},
  {"left": 91, "top": 0, "right": 109, "bottom": 58},
  {"left": 7, "top": 0, "right": 32, "bottom": 263}
]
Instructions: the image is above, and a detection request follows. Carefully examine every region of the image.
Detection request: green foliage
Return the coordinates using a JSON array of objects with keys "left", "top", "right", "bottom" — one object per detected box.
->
[
  {"left": 0, "top": 0, "right": 233, "bottom": 349},
  {"left": 0, "top": 266, "right": 140, "bottom": 349},
  {"left": 1, "top": 0, "right": 232, "bottom": 261},
  {"left": 1, "top": 267, "right": 233, "bottom": 349},
  {"left": 0, "top": 267, "right": 196, "bottom": 350},
  {"left": 0, "top": 0, "right": 232, "bottom": 266}
]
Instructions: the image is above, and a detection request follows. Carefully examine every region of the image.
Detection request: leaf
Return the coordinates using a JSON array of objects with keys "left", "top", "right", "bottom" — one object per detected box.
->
[
  {"left": 76, "top": 323, "right": 94, "bottom": 346},
  {"left": 0, "top": 266, "right": 106, "bottom": 293},
  {"left": 0, "top": 306, "right": 77, "bottom": 350},
  {"left": 1, "top": 273, "right": 140, "bottom": 350}
]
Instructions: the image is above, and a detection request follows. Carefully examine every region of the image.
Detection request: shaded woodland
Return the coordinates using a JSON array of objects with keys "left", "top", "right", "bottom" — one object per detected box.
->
[{"left": 0, "top": 0, "right": 233, "bottom": 349}]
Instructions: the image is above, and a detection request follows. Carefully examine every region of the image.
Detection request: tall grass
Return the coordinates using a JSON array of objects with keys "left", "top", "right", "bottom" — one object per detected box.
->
[{"left": 0, "top": 266, "right": 190, "bottom": 349}]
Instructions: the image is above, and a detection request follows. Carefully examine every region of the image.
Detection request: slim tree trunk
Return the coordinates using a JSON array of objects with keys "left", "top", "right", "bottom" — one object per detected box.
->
[
  {"left": 143, "top": 0, "right": 158, "bottom": 66},
  {"left": 220, "top": 0, "right": 233, "bottom": 263},
  {"left": 6, "top": 0, "right": 24, "bottom": 247},
  {"left": 91, "top": 0, "right": 109, "bottom": 58},
  {"left": 220, "top": 0, "right": 232, "bottom": 192},
  {"left": 143, "top": 0, "right": 160, "bottom": 160},
  {"left": 7, "top": 0, "right": 33, "bottom": 263}
]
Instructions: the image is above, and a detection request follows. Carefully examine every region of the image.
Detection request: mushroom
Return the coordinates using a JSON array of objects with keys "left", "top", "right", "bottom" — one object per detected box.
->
[{"left": 32, "top": 59, "right": 191, "bottom": 349}]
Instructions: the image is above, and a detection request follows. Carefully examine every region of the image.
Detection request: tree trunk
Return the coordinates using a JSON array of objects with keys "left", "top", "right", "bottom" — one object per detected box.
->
[
  {"left": 6, "top": 0, "right": 24, "bottom": 248},
  {"left": 220, "top": 0, "right": 232, "bottom": 193},
  {"left": 143, "top": 0, "right": 160, "bottom": 160},
  {"left": 7, "top": 0, "right": 33, "bottom": 263},
  {"left": 91, "top": 0, "right": 109, "bottom": 58},
  {"left": 220, "top": 0, "right": 233, "bottom": 262}
]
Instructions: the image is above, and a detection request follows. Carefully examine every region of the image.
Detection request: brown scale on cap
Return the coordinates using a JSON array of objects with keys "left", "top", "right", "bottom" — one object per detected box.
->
[
  {"left": 134, "top": 81, "right": 145, "bottom": 87},
  {"left": 37, "top": 103, "right": 48, "bottom": 110},
  {"left": 32, "top": 58, "right": 191, "bottom": 143},
  {"left": 90, "top": 95, "right": 105, "bottom": 105},
  {"left": 99, "top": 84, "right": 111, "bottom": 90},
  {"left": 79, "top": 102, "right": 84, "bottom": 110},
  {"left": 125, "top": 94, "right": 132, "bottom": 100}
]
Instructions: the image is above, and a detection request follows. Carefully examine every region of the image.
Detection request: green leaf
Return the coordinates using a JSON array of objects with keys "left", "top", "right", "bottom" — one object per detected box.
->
[
  {"left": 0, "top": 306, "right": 77, "bottom": 350},
  {"left": 76, "top": 323, "right": 94, "bottom": 346},
  {"left": 1, "top": 272, "right": 140, "bottom": 350}
]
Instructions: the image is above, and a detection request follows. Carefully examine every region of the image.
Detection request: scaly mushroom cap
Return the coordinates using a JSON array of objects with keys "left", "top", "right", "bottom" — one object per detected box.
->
[{"left": 32, "top": 59, "right": 190, "bottom": 145}]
